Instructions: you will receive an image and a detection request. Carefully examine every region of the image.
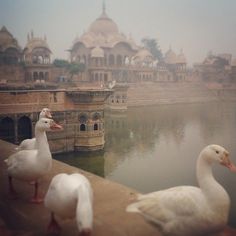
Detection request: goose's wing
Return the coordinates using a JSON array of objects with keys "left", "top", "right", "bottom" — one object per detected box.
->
[
  {"left": 127, "top": 186, "right": 204, "bottom": 225},
  {"left": 18, "top": 138, "right": 36, "bottom": 150},
  {"left": 5, "top": 150, "right": 37, "bottom": 166},
  {"left": 5, "top": 150, "right": 39, "bottom": 177}
]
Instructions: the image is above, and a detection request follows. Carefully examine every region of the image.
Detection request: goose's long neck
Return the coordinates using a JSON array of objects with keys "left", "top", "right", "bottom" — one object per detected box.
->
[
  {"left": 197, "top": 155, "right": 229, "bottom": 205},
  {"left": 35, "top": 128, "right": 50, "bottom": 156},
  {"left": 76, "top": 184, "right": 93, "bottom": 231},
  {"left": 197, "top": 156, "right": 214, "bottom": 191}
]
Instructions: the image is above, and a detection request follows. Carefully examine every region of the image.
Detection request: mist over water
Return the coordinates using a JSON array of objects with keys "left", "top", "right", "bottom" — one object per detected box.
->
[{"left": 54, "top": 101, "right": 236, "bottom": 227}]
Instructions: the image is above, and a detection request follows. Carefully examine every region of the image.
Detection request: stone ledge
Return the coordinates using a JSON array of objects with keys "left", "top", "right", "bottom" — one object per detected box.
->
[
  {"left": 0, "top": 140, "right": 236, "bottom": 236},
  {"left": 0, "top": 140, "right": 159, "bottom": 236}
]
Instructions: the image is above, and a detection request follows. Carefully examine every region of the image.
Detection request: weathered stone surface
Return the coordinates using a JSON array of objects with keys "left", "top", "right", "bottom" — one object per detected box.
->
[
  {"left": 1, "top": 140, "right": 236, "bottom": 236},
  {"left": 0, "top": 140, "right": 159, "bottom": 236}
]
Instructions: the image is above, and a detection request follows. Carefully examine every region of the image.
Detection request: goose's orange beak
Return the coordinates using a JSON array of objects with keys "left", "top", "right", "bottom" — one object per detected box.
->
[
  {"left": 220, "top": 152, "right": 236, "bottom": 172},
  {"left": 228, "top": 163, "right": 236, "bottom": 172},
  {"left": 46, "top": 110, "right": 52, "bottom": 119},
  {"left": 50, "top": 122, "right": 63, "bottom": 130}
]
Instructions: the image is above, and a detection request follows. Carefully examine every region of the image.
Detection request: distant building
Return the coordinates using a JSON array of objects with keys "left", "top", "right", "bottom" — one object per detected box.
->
[
  {"left": 69, "top": 4, "right": 188, "bottom": 84},
  {"left": 23, "top": 31, "right": 52, "bottom": 83},
  {"left": 194, "top": 53, "right": 232, "bottom": 83},
  {"left": 0, "top": 26, "right": 22, "bottom": 65}
]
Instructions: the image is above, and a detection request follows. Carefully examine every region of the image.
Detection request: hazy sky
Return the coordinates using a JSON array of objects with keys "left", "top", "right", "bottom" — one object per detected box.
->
[{"left": 0, "top": 0, "right": 236, "bottom": 65}]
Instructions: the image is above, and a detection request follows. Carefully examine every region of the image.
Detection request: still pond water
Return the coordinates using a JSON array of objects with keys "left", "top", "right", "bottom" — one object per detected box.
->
[{"left": 54, "top": 102, "right": 236, "bottom": 227}]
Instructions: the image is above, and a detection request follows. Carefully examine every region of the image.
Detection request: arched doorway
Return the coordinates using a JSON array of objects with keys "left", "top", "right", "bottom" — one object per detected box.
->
[
  {"left": 0, "top": 117, "right": 14, "bottom": 143},
  {"left": 94, "top": 123, "right": 98, "bottom": 131},
  {"left": 80, "top": 124, "right": 86, "bottom": 131},
  {"left": 17, "top": 116, "right": 32, "bottom": 142}
]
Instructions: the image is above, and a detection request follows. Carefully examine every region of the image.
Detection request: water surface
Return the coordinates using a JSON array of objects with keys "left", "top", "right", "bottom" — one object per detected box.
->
[{"left": 54, "top": 102, "right": 236, "bottom": 227}]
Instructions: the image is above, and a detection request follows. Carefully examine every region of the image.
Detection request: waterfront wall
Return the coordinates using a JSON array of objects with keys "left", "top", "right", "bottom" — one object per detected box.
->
[
  {"left": 127, "top": 82, "right": 236, "bottom": 107},
  {"left": 0, "top": 89, "right": 111, "bottom": 153}
]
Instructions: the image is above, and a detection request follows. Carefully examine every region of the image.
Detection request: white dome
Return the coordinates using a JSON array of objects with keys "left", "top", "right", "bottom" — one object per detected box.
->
[
  {"left": 72, "top": 8, "right": 138, "bottom": 51},
  {"left": 89, "top": 13, "right": 119, "bottom": 35},
  {"left": 165, "top": 48, "right": 177, "bottom": 64},
  {"left": 176, "top": 50, "right": 186, "bottom": 64},
  {"left": 133, "top": 48, "right": 154, "bottom": 63},
  {"left": 91, "top": 46, "right": 104, "bottom": 58},
  {"left": 24, "top": 37, "right": 51, "bottom": 53}
]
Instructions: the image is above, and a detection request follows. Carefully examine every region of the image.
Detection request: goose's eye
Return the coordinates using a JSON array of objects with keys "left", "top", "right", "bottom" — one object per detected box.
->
[
  {"left": 215, "top": 150, "right": 219, "bottom": 154},
  {"left": 44, "top": 121, "right": 48, "bottom": 124}
]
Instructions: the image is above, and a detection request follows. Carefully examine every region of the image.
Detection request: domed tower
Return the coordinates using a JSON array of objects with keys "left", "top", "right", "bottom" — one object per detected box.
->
[
  {"left": 0, "top": 26, "right": 22, "bottom": 65},
  {"left": 70, "top": 3, "right": 138, "bottom": 83},
  {"left": 132, "top": 48, "right": 155, "bottom": 82},
  {"left": 23, "top": 31, "right": 52, "bottom": 82},
  {"left": 165, "top": 47, "right": 177, "bottom": 65},
  {"left": 176, "top": 49, "right": 187, "bottom": 81}
]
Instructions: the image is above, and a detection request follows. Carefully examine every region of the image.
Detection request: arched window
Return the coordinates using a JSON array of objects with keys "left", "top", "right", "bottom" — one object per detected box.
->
[
  {"left": 108, "top": 54, "right": 115, "bottom": 66},
  {"left": 33, "top": 72, "right": 38, "bottom": 81},
  {"left": 79, "top": 114, "right": 88, "bottom": 123},
  {"left": 80, "top": 124, "right": 86, "bottom": 131},
  {"left": 116, "top": 55, "right": 122, "bottom": 66},
  {"left": 38, "top": 56, "right": 43, "bottom": 64},
  {"left": 83, "top": 55, "right": 87, "bottom": 65},
  {"left": 39, "top": 72, "right": 44, "bottom": 80},
  {"left": 17, "top": 116, "right": 32, "bottom": 142},
  {"left": 45, "top": 72, "right": 49, "bottom": 80},
  {"left": 95, "top": 73, "right": 98, "bottom": 81},
  {"left": 94, "top": 123, "right": 98, "bottom": 131},
  {"left": 0, "top": 117, "right": 14, "bottom": 143},
  {"left": 92, "top": 112, "right": 101, "bottom": 121}
]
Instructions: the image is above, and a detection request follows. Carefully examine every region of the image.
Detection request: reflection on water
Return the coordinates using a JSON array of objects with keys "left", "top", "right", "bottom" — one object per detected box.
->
[{"left": 54, "top": 102, "right": 236, "bottom": 227}]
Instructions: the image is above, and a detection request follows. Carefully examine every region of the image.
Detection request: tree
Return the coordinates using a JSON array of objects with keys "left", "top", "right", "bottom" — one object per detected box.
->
[
  {"left": 53, "top": 59, "right": 69, "bottom": 68},
  {"left": 67, "top": 62, "right": 86, "bottom": 80},
  {"left": 141, "top": 38, "right": 163, "bottom": 61},
  {"left": 53, "top": 59, "right": 86, "bottom": 80}
]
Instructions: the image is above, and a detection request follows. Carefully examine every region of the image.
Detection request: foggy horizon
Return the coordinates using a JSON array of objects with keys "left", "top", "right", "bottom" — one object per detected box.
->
[{"left": 1, "top": 0, "right": 236, "bottom": 65}]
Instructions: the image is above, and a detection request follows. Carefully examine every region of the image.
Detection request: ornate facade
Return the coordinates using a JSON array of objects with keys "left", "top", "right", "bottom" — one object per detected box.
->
[
  {"left": 0, "top": 89, "right": 112, "bottom": 152},
  {"left": 69, "top": 5, "right": 188, "bottom": 84},
  {"left": 23, "top": 31, "right": 52, "bottom": 83}
]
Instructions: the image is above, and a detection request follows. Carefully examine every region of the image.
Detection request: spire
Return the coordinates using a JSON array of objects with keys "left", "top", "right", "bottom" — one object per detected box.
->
[
  {"left": 31, "top": 30, "right": 34, "bottom": 39},
  {"left": 102, "top": 0, "right": 106, "bottom": 14},
  {"left": 100, "top": 0, "right": 108, "bottom": 18}
]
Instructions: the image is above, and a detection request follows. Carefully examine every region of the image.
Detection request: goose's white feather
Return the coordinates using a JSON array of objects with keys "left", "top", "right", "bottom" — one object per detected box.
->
[
  {"left": 44, "top": 173, "right": 93, "bottom": 232},
  {"left": 5, "top": 118, "right": 56, "bottom": 182},
  {"left": 126, "top": 145, "right": 235, "bottom": 236}
]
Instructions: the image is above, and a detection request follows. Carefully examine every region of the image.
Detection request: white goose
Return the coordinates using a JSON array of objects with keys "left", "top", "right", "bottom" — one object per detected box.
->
[
  {"left": 16, "top": 108, "right": 52, "bottom": 151},
  {"left": 126, "top": 145, "right": 236, "bottom": 236},
  {"left": 5, "top": 118, "right": 62, "bottom": 203},
  {"left": 44, "top": 173, "right": 93, "bottom": 235}
]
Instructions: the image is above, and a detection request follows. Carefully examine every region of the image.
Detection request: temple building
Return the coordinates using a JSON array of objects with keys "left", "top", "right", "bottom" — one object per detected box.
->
[
  {"left": 0, "top": 26, "right": 22, "bottom": 65},
  {"left": 194, "top": 53, "right": 232, "bottom": 83},
  {"left": 69, "top": 4, "right": 188, "bottom": 84},
  {"left": 23, "top": 31, "right": 52, "bottom": 83}
]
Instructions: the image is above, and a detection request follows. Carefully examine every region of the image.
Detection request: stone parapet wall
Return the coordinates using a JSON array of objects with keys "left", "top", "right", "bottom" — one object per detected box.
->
[
  {"left": 0, "top": 65, "right": 25, "bottom": 83},
  {"left": 127, "top": 82, "right": 236, "bottom": 107}
]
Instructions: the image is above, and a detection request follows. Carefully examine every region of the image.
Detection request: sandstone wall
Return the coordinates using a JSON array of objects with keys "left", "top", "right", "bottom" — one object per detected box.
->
[{"left": 127, "top": 82, "right": 236, "bottom": 107}]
